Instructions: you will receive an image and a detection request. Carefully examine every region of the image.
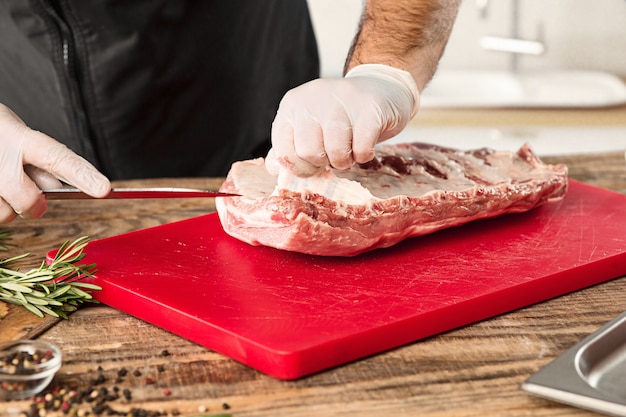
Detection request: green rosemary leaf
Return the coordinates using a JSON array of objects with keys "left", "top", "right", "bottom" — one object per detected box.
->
[
  {"left": 67, "top": 286, "right": 93, "bottom": 299},
  {"left": 0, "top": 252, "right": 30, "bottom": 266},
  {"left": 55, "top": 264, "right": 97, "bottom": 281},
  {"left": 30, "top": 289, "right": 50, "bottom": 299},
  {"left": 0, "top": 268, "right": 28, "bottom": 278},
  {"left": 70, "top": 282, "right": 101, "bottom": 290},
  {"left": 24, "top": 295, "right": 51, "bottom": 306},
  {"left": 36, "top": 284, "right": 52, "bottom": 295},
  {"left": 0, "top": 236, "right": 101, "bottom": 318},
  {"left": 0, "top": 281, "right": 32, "bottom": 293},
  {"left": 48, "top": 285, "right": 73, "bottom": 299},
  {"left": 23, "top": 302, "right": 45, "bottom": 318},
  {"left": 36, "top": 304, "right": 60, "bottom": 318},
  {"left": 51, "top": 236, "right": 90, "bottom": 265},
  {"left": 17, "top": 270, "right": 56, "bottom": 281},
  {"left": 42, "top": 298, "right": 64, "bottom": 307},
  {"left": 15, "top": 291, "right": 28, "bottom": 305}
]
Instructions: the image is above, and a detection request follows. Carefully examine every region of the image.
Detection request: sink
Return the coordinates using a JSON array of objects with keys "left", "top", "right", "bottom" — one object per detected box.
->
[{"left": 420, "top": 70, "right": 626, "bottom": 108}]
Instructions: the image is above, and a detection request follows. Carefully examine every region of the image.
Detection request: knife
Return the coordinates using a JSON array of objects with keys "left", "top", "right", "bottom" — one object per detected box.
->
[{"left": 43, "top": 187, "right": 240, "bottom": 200}]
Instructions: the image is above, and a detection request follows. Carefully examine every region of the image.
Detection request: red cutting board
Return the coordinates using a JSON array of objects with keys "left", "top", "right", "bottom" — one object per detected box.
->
[{"left": 56, "top": 180, "right": 626, "bottom": 379}]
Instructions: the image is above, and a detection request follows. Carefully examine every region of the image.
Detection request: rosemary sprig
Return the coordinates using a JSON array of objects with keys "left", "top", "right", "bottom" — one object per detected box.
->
[{"left": 0, "top": 236, "right": 101, "bottom": 319}]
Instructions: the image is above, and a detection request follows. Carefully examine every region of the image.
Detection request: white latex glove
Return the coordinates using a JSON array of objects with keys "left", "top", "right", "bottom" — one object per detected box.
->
[
  {"left": 266, "top": 64, "right": 419, "bottom": 176},
  {"left": 0, "top": 103, "right": 111, "bottom": 223}
]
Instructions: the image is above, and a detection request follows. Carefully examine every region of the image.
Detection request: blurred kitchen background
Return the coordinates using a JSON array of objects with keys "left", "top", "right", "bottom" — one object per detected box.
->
[{"left": 307, "top": 0, "right": 626, "bottom": 156}]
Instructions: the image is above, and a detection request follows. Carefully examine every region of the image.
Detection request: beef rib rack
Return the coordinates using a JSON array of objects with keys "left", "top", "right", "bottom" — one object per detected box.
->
[{"left": 216, "top": 143, "right": 568, "bottom": 257}]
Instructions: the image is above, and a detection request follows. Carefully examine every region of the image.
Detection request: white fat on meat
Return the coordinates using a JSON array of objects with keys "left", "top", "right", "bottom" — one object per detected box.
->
[
  {"left": 275, "top": 167, "right": 378, "bottom": 205},
  {"left": 216, "top": 143, "right": 569, "bottom": 257}
]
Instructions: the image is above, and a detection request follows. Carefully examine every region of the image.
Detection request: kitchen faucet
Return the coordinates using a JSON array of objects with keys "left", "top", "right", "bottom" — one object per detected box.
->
[{"left": 476, "top": 0, "right": 545, "bottom": 72}]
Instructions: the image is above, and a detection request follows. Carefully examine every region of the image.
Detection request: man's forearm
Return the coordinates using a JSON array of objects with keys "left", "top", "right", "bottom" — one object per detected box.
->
[{"left": 344, "top": 0, "right": 460, "bottom": 91}]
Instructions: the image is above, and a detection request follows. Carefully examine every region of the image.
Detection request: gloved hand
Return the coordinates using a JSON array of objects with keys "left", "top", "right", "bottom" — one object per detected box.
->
[
  {"left": 266, "top": 64, "right": 419, "bottom": 176},
  {"left": 0, "top": 103, "right": 111, "bottom": 223}
]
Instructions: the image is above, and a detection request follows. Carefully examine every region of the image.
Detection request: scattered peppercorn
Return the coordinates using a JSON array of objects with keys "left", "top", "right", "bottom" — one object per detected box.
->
[
  {"left": 19, "top": 383, "right": 178, "bottom": 417},
  {"left": 123, "top": 388, "right": 132, "bottom": 401},
  {"left": 90, "top": 372, "right": 106, "bottom": 386},
  {"left": 9, "top": 363, "right": 195, "bottom": 417},
  {"left": 4, "top": 346, "right": 231, "bottom": 417}
]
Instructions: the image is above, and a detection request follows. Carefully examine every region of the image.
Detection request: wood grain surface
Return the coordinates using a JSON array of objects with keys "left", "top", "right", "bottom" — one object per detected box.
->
[
  {"left": 1, "top": 153, "right": 625, "bottom": 417},
  {"left": 411, "top": 103, "right": 626, "bottom": 126}
]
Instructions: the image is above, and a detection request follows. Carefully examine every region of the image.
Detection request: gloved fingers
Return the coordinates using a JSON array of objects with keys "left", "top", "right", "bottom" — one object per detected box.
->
[
  {"left": 264, "top": 148, "right": 281, "bottom": 176},
  {"left": 17, "top": 195, "right": 47, "bottom": 220},
  {"left": 321, "top": 120, "right": 355, "bottom": 170},
  {"left": 351, "top": 110, "right": 385, "bottom": 164},
  {"left": 272, "top": 115, "right": 356, "bottom": 175},
  {"left": 269, "top": 65, "right": 420, "bottom": 176},
  {"left": 0, "top": 198, "right": 19, "bottom": 224},
  {"left": 272, "top": 80, "right": 360, "bottom": 175},
  {"left": 292, "top": 114, "right": 329, "bottom": 169},
  {"left": 0, "top": 176, "right": 48, "bottom": 223},
  {"left": 0, "top": 108, "right": 50, "bottom": 221},
  {"left": 23, "top": 129, "right": 111, "bottom": 198},
  {"left": 0, "top": 166, "right": 48, "bottom": 222},
  {"left": 271, "top": 113, "right": 322, "bottom": 177},
  {"left": 0, "top": 190, "right": 46, "bottom": 223},
  {"left": 24, "top": 165, "right": 64, "bottom": 190},
  {"left": 351, "top": 127, "right": 379, "bottom": 164}
]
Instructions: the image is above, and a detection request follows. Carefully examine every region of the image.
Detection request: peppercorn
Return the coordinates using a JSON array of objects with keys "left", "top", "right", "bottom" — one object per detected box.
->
[
  {"left": 11, "top": 364, "right": 221, "bottom": 417},
  {"left": 122, "top": 388, "right": 132, "bottom": 401}
]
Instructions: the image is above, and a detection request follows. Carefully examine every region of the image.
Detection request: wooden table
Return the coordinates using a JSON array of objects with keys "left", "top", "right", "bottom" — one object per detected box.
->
[{"left": 1, "top": 151, "right": 626, "bottom": 417}]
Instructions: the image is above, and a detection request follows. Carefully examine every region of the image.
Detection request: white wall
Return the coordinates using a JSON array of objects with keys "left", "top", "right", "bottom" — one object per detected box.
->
[
  {"left": 307, "top": 0, "right": 362, "bottom": 77},
  {"left": 308, "top": 0, "right": 626, "bottom": 78}
]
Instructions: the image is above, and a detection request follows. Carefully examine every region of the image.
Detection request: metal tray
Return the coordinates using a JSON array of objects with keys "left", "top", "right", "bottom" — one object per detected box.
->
[{"left": 522, "top": 311, "right": 626, "bottom": 416}]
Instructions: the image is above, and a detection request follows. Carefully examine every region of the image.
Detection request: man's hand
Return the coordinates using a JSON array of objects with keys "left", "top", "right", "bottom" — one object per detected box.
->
[
  {"left": 267, "top": 0, "right": 460, "bottom": 177},
  {"left": 267, "top": 64, "right": 419, "bottom": 176},
  {"left": 0, "top": 103, "right": 111, "bottom": 223}
]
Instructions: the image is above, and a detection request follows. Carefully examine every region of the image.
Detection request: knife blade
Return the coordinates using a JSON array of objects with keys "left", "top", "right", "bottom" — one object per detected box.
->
[{"left": 43, "top": 187, "right": 240, "bottom": 200}]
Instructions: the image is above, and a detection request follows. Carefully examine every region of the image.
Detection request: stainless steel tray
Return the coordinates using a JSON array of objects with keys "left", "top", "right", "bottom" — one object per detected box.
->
[{"left": 522, "top": 311, "right": 626, "bottom": 416}]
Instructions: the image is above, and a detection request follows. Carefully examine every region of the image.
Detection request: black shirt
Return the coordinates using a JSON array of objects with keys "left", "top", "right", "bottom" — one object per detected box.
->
[{"left": 0, "top": 0, "right": 319, "bottom": 178}]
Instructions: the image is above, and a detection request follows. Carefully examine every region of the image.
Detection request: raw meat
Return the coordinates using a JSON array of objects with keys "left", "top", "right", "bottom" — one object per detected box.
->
[{"left": 216, "top": 143, "right": 568, "bottom": 257}]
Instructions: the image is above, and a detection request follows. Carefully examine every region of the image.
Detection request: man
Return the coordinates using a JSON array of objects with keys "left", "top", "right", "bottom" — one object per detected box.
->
[{"left": 0, "top": 0, "right": 459, "bottom": 223}]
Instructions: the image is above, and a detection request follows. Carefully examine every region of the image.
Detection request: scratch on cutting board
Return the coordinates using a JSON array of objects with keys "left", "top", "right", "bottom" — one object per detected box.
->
[{"left": 583, "top": 234, "right": 598, "bottom": 263}]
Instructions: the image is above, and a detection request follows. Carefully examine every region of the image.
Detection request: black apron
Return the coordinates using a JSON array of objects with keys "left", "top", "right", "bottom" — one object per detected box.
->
[{"left": 0, "top": 0, "right": 319, "bottom": 178}]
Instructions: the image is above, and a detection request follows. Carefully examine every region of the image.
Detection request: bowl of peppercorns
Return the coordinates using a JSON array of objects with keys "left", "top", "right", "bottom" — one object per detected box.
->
[{"left": 0, "top": 340, "right": 62, "bottom": 401}]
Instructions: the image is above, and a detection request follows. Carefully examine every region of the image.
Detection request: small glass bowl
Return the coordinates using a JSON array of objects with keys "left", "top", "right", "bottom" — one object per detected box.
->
[{"left": 0, "top": 340, "right": 62, "bottom": 401}]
